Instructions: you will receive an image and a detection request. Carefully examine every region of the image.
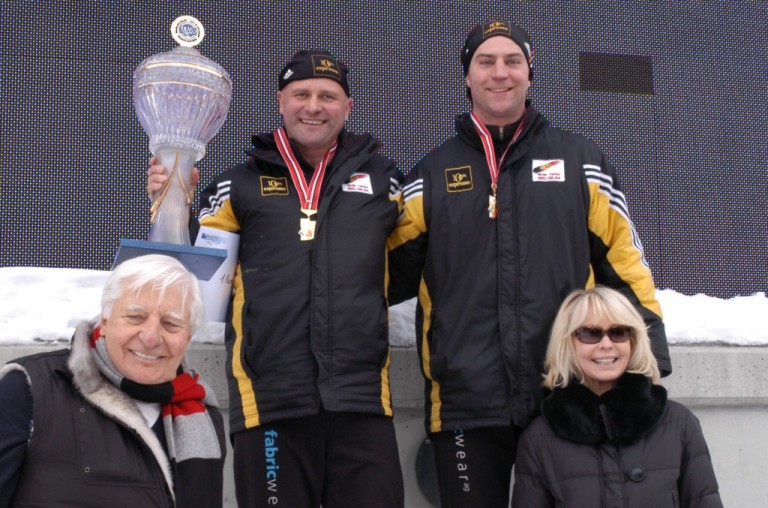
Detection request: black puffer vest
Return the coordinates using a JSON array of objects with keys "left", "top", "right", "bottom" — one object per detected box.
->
[{"left": 10, "top": 350, "right": 175, "bottom": 507}]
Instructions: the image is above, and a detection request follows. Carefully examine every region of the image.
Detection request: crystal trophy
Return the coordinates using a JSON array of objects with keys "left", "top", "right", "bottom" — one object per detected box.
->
[
  {"left": 134, "top": 15, "right": 232, "bottom": 245},
  {"left": 116, "top": 16, "right": 231, "bottom": 281}
]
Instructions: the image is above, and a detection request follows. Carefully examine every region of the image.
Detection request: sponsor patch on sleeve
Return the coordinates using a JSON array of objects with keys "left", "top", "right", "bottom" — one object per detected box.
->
[
  {"left": 532, "top": 159, "right": 565, "bottom": 182},
  {"left": 445, "top": 166, "right": 473, "bottom": 192},
  {"left": 342, "top": 173, "right": 373, "bottom": 194}
]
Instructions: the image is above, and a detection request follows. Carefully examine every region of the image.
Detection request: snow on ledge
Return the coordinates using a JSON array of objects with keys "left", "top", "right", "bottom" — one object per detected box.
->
[{"left": 0, "top": 267, "right": 766, "bottom": 347}]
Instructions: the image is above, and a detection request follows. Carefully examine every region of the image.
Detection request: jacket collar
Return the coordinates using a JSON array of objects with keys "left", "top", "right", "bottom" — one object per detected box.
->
[
  {"left": 454, "top": 100, "right": 546, "bottom": 151},
  {"left": 541, "top": 372, "right": 667, "bottom": 446},
  {"left": 247, "top": 128, "right": 379, "bottom": 171}
]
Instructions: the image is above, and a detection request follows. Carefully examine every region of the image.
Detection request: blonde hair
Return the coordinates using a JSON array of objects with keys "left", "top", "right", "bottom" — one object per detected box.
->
[{"left": 543, "top": 286, "right": 660, "bottom": 389}]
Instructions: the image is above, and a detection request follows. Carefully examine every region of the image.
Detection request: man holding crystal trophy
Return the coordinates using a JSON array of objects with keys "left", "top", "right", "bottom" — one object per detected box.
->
[{"left": 143, "top": 16, "right": 405, "bottom": 508}]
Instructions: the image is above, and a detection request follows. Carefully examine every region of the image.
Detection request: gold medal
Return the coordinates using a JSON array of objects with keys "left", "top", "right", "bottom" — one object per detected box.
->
[
  {"left": 299, "top": 208, "right": 317, "bottom": 241},
  {"left": 488, "top": 188, "right": 498, "bottom": 219},
  {"left": 299, "top": 217, "right": 316, "bottom": 240},
  {"left": 488, "top": 194, "right": 497, "bottom": 219}
]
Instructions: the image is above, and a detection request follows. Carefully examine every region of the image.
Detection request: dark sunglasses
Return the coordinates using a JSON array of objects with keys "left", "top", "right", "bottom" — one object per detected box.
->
[{"left": 572, "top": 326, "right": 633, "bottom": 344}]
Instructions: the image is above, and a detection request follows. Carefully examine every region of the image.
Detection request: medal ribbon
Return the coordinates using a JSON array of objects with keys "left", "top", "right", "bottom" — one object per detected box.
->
[
  {"left": 274, "top": 127, "right": 337, "bottom": 214},
  {"left": 469, "top": 110, "right": 526, "bottom": 196}
]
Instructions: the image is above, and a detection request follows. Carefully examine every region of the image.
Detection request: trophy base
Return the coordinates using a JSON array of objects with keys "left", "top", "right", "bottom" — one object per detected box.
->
[{"left": 113, "top": 239, "right": 227, "bottom": 281}]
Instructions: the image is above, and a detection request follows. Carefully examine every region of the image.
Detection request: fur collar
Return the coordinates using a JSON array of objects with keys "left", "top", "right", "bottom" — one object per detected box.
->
[
  {"left": 541, "top": 373, "right": 667, "bottom": 446},
  {"left": 67, "top": 320, "right": 174, "bottom": 496}
]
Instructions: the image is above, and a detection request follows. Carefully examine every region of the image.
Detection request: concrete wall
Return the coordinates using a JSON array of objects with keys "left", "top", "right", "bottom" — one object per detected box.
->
[{"left": 2, "top": 345, "right": 767, "bottom": 507}]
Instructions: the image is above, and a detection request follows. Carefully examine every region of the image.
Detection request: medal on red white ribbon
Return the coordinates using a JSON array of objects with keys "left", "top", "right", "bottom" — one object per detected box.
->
[
  {"left": 469, "top": 111, "right": 525, "bottom": 219},
  {"left": 274, "top": 128, "right": 336, "bottom": 241}
]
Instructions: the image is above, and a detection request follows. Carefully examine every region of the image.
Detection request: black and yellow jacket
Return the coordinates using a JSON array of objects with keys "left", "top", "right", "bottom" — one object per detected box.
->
[
  {"left": 387, "top": 106, "right": 671, "bottom": 433},
  {"left": 198, "top": 130, "right": 402, "bottom": 433}
]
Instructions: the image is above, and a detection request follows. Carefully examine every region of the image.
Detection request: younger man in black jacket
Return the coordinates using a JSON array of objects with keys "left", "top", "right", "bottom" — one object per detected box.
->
[{"left": 388, "top": 21, "right": 671, "bottom": 508}]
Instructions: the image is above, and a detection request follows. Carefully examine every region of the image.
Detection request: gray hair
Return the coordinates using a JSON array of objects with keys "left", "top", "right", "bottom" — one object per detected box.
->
[
  {"left": 100, "top": 254, "right": 204, "bottom": 335},
  {"left": 543, "top": 286, "right": 661, "bottom": 390}
]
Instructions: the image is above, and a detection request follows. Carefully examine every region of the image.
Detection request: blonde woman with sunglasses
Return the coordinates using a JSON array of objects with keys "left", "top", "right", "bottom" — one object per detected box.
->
[{"left": 512, "top": 286, "right": 722, "bottom": 508}]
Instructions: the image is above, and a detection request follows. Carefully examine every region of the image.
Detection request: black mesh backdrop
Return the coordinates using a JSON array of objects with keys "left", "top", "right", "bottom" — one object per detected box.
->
[{"left": 1, "top": 1, "right": 765, "bottom": 298}]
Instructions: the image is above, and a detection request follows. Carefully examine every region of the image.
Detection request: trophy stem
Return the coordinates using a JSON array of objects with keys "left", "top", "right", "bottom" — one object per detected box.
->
[{"left": 148, "top": 147, "right": 197, "bottom": 245}]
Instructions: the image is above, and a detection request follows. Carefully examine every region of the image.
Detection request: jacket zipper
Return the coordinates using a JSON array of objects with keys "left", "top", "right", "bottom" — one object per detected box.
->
[{"left": 597, "top": 444, "right": 606, "bottom": 508}]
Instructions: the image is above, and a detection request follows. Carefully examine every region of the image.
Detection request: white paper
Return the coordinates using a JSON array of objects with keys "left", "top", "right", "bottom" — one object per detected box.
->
[{"left": 195, "top": 226, "right": 239, "bottom": 323}]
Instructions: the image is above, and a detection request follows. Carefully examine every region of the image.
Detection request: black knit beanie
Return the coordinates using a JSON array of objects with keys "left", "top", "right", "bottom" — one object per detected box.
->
[
  {"left": 461, "top": 20, "right": 533, "bottom": 80},
  {"left": 278, "top": 50, "right": 350, "bottom": 96}
]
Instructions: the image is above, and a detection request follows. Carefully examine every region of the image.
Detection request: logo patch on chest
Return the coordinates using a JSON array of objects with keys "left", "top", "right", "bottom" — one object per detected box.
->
[
  {"left": 342, "top": 173, "right": 373, "bottom": 194},
  {"left": 532, "top": 159, "right": 565, "bottom": 182},
  {"left": 260, "top": 176, "right": 289, "bottom": 196},
  {"left": 445, "top": 166, "right": 473, "bottom": 192}
]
